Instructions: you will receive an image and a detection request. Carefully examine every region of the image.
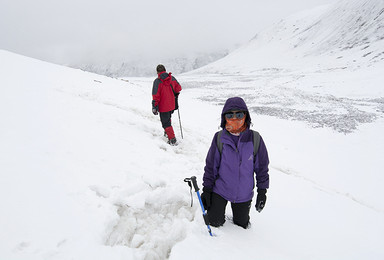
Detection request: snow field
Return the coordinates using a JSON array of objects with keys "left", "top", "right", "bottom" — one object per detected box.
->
[{"left": 2, "top": 1, "right": 384, "bottom": 255}]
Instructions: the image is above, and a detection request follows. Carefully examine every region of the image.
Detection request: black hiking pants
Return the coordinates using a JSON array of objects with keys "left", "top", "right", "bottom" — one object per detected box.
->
[
  {"left": 159, "top": 111, "right": 173, "bottom": 129},
  {"left": 207, "top": 192, "right": 252, "bottom": 229}
]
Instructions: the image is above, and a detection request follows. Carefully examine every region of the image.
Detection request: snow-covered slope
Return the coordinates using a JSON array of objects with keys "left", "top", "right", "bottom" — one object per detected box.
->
[
  {"left": 182, "top": 0, "right": 384, "bottom": 135},
  {"left": 1, "top": 1, "right": 384, "bottom": 258},
  {"left": 1, "top": 44, "right": 384, "bottom": 260},
  {"left": 193, "top": 0, "right": 384, "bottom": 73},
  {"left": 0, "top": 49, "right": 207, "bottom": 259}
]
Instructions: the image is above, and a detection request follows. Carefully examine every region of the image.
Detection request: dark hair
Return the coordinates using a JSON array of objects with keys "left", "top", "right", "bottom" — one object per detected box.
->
[{"left": 156, "top": 64, "right": 166, "bottom": 73}]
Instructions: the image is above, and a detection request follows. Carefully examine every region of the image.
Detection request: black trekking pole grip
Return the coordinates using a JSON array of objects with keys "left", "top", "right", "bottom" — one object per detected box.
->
[
  {"left": 190, "top": 176, "right": 200, "bottom": 192},
  {"left": 183, "top": 176, "right": 213, "bottom": 236}
]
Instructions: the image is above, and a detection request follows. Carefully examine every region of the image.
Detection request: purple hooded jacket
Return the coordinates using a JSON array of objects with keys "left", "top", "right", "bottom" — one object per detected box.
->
[{"left": 203, "top": 97, "right": 269, "bottom": 203}]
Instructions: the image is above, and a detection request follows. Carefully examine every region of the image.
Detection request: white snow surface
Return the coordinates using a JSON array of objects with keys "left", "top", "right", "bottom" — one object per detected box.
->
[
  {"left": 1, "top": 1, "right": 384, "bottom": 259},
  {"left": 193, "top": 0, "right": 384, "bottom": 74}
]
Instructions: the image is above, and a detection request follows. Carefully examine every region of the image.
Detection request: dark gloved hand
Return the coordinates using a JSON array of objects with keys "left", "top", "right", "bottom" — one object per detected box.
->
[
  {"left": 201, "top": 187, "right": 212, "bottom": 210},
  {"left": 174, "top": 93, "right": 180, "bottom": 111},
  {"left": 152, "top": 100, "right": 158, "bottom": 115},
  {"left": 255, "top": 188, "right": 267, "bottom": 213},
  {"left": 152, "top": 107, "right": 158, "bottom": 115}
]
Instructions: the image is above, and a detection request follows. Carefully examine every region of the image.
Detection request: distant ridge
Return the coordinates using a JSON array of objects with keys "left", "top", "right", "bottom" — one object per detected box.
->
[{"left": 191, "top": 0, "right": 384, "bottom": 74}]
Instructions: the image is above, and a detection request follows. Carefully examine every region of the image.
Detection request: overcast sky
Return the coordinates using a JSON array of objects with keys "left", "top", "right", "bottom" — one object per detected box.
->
[{"left": 0, "top": 0, "right": 336, "bottom": 65}]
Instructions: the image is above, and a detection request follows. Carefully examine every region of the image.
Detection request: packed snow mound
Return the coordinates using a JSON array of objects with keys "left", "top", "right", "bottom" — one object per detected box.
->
[{"left": 192, "top": 0, "right": 384, "bottom": 73}]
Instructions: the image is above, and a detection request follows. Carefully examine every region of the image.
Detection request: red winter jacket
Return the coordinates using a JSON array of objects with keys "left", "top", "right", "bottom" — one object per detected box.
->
[{"left": 152, "top": 72, "right": 182, "bottom": 112}]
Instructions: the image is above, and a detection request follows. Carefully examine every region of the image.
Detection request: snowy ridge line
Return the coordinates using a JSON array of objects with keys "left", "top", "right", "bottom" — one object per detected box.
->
[
  {"left": 272, "top": 166, "right": 383, "bottom": 213},
  {"left": 191, "top": 0, "right": 384, "bottom": 76},
  {"left": 71, "top": 50, "right": 229, "bottom": 77}
]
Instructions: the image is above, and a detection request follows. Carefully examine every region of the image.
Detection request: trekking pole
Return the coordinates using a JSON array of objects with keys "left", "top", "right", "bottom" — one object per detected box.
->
[
  {"left": 177, "top": 108, "right": 184, "bottom": 139},
  {"left": 184, "top": 176, "right": 213, "bottom": 236}
]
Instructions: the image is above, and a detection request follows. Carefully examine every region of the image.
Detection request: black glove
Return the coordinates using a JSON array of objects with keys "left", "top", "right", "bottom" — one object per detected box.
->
[
  {"left": 152, "top": 107, "right": 158, "bottom": 115},
  {"left": 201, "top": 187, "right": 212, "bottom": 210},
  {"left": 174, "top": 93, "right": 180, "bottom": 110},
  {"left": 152, "top": 100, "right": 158, "bottom": 115},
  {"left": 255, "top": 188, "right": 267, "bottom": 213}
]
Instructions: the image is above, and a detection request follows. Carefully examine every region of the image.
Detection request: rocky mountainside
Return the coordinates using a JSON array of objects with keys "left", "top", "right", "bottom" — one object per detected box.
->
[{"left": 193, "top": 0, "right": 384, "bottom": 74}]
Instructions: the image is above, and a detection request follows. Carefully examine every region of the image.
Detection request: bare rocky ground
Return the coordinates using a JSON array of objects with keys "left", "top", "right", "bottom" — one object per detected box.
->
[{"left": 181, "top": 71, "right": 383, "bottom": 134}]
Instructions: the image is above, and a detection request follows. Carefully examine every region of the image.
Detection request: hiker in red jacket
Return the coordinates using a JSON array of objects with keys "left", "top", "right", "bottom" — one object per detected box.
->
[{"left": 152, "top": 64, "right": 182, "bottom": 145}]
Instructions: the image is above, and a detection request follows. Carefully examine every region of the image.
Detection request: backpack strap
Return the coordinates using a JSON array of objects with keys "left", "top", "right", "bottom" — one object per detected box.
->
[
  {"left": 217, "top": 130, "right": 223, "bottom": 155},
  {"left": 168, "top": 73, "right": 177, "bottom": 96},
  {"left": 216, "top": 129, "right": 260, "bottom": 157},
  {"left": 252, "top": 130, "right": 260, "bottom": 157}
]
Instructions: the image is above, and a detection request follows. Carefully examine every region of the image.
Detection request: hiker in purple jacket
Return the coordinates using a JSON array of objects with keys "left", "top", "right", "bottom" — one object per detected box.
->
[{"left": 201, "top": 97, "right": 270, "bottom": 228}]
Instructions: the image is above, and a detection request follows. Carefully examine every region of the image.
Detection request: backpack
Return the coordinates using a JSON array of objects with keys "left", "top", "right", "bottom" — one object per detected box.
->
[
  {"left": 216, "top": 130, "right": 260, "bottom": 157},
  {"left": 159, "top": 73, "right": 179, "bottom": 110}
]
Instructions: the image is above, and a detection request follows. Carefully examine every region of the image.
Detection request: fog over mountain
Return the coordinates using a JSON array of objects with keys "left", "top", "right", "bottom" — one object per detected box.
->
[
  {"left": 194, "top": 0, "right": 384, "bottom": 73},
  {"left": 71, "top": 49, "right": 231, "bottom": 77},
  {"left": 0, "top": 0, "right": 336, "bottom": 77}
]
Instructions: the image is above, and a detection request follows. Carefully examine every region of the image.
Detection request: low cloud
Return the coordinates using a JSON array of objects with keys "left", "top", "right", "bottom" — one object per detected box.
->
[{"left": 0, "top": 0, "right": 336, "bottom": 65}]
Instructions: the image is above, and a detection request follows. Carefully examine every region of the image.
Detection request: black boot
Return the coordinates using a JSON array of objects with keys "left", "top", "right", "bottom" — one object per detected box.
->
[{"left": 168, "top": 138, "right": 177, "bottom": 146}]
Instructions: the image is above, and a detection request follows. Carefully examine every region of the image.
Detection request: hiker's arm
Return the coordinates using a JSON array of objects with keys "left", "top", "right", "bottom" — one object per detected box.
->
[
  {"left": 152, "top": 79, "right": 161, "bottom": 107},
  {"left": 172, "top": 76, "right": 182, "bottom": 93},
  {"left": 254, "top": 136, "right": 270, "bottom": 189},
  {"left": 203, "top": 133, "right": 220, "bottom": 189}
]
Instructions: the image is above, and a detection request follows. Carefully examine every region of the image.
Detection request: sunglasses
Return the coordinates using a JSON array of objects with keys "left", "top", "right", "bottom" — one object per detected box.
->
[{"left": 225, "top": 111, "right": 245, "bottom": 119}]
